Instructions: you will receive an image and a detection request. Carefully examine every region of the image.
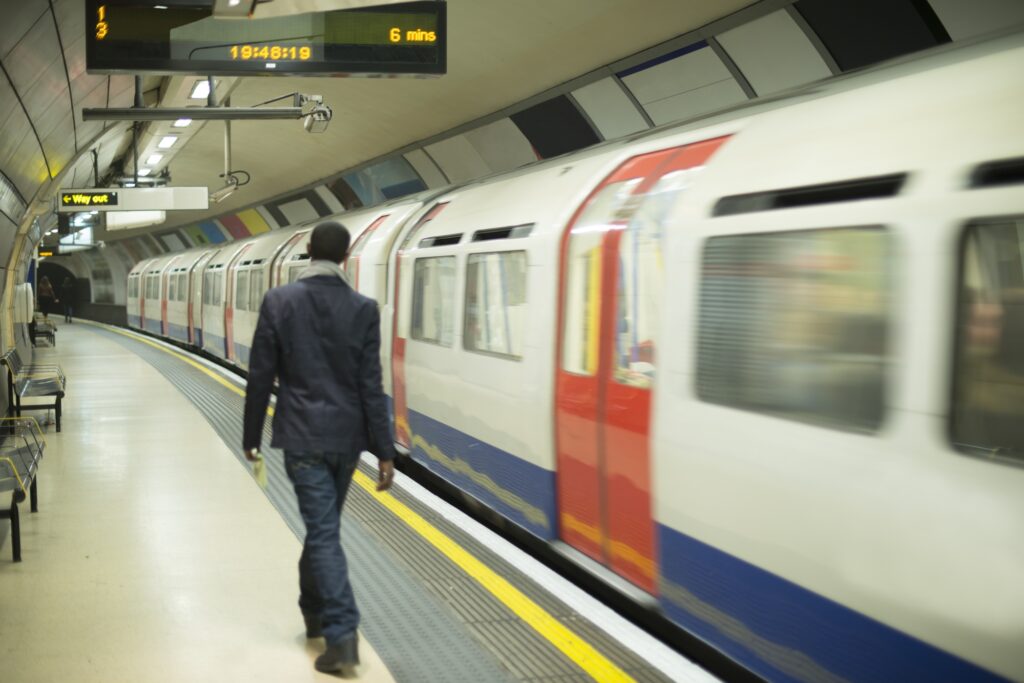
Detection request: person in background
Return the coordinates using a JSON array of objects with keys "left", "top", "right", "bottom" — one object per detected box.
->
[
  {"left": 243, "top": 221, "right": 396, "bottom": 676},
  {"left": 61, "top": 276, "right": 75, "bottom": 323},
  {"left": 37, "top": 276, "right": 57, "bottom": 320}
]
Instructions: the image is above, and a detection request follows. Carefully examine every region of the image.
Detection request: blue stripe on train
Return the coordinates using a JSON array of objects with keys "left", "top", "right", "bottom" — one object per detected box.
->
[
  {"left": 657, "top": 525, "right": 1006, "bottom": 682},
  {"left": 234, "top": 342, "right": 251, "bottom": 366},
  {"left": 143, "top": 316, "right": 162, "bottom": 335},
  {"left": 167, "top": 322, "right": 189, "bottom": 343},
  {"left": 405, "top": 408, "right": 556, "bottom": 539},
  {"left": 203, "top": 331, "right": 226, "bottom": 358}
]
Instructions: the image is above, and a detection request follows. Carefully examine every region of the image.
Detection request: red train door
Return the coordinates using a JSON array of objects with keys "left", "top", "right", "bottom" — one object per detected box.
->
[
  {"left": 392, "top": 202, "right": 448, "bottom": 448},
  {"left": 346, "top": 214, "right": 390, "bottom": 291},
  {"left": 555, "top": 138, "right": 728, "bottom": 592},
  {"left": 270, "top": 231, "right": 308, "bottom": 288},
  {"left": 160, "top": 258, "right": 179, "bottom": 337},
  {"left": 188, "top": 252, "right": 214, "bottom": 345},
  {"left": 224, "top": 244, "right": 253, "bottom": 361}
]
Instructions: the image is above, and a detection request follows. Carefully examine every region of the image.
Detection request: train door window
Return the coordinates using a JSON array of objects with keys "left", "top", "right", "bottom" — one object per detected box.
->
[
  {"left": 176, "top": 273, "right": 186, "bottom": 301},
  {"left": 562, "top": 179, "right": 643, "bottom": 375},
  {"left": 952, "top": 217, "right": 1024, "bottom": 464},
  {"left": 168, "top": 272, "right": 177, "bottom": 302},
  {"left": 696, "top": 227, "right": 891, "bottom": 432},
  {"left": 288, "top": 265, "right": 304, "bottom": 284},
  {"left": 464, "top": 251, "right": 528, "bottom": 359},
  {"left": 411, "top": 256, "right": 456, "bottom": 346},
  {"left": 613, "top": 171, "right": 694, "bottom": 388},
  {"left": 249, "top": 270, "right": 264, "bottom": 311},
  {"left": 214, "top": 272, "right": 223, "bottom": 306},
  {"left": 236, "top": 270, "right": 250, "bottom": 310}
]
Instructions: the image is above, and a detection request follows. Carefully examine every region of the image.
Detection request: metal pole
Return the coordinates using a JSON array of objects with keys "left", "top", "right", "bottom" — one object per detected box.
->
[{"left": 224, "top": 96, "right": 232, "bottom": 179}]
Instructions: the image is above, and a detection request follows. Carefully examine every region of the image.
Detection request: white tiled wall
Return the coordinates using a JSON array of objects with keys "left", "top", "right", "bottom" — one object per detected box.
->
[
  {"left": 622, "top": 45, "right": 747, "bottom": 126},
  {"left": 464, "top": 118, "right": 538, "bottom": 173},
  {"left": 572, "top": 77, "right": 649, "bottom": 140},
  {"left": 717, "top": 10, "right": 833, "bottom": 96}
]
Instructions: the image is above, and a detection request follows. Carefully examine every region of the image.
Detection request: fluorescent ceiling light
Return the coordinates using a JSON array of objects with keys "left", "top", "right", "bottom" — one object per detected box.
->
[
  {"left": 146, "top": 153, "right": 164, "bottom": 165},
  {"left": 155, "top": 5, "right": 168, "bottom": 9},
  {"left": 190, "top": 80, "right": 212, "bottom": 100},
  {"left": 157, "top": 135, "right": 178, "bottom": 149},
  {"left": 138, "top": 168, "right": 152, "bottom": 177},
  {"left": 229, "top": 0, "right": 240, "bottom": 5},
  {"left": 173, "top": 118, "right": 192, "bottom": 128}
]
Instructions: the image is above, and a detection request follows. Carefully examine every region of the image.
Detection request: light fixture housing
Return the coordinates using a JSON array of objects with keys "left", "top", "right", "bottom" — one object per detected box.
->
[
  {"left": 173, "top": 118, "right": 192, "bottom": 127},
  {"left": 146, "top": 153, "right": 164, "bottom": 165},
  {"left": 157, "top": 135, "right": 178, "bottom": 149},
  {"left": 138, "top": 168, "right": 152, "bottom": 177}
]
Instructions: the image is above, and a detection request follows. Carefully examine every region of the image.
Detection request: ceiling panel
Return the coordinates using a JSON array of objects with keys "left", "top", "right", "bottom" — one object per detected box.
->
[
  {"left": 9, "top": 132, "right": 50, "bottom": 200},
  {"left": 0, "top": 69, "right": 21, "bottom": 133},
  {"left": 0, "top": 0, "right": 48, "bottom": 60},
  {"left": 41, "top": 114, "right": 76, "bottom": 176},
  {"left": 0, "top": 113, "right": 39, "bottom": 197}
]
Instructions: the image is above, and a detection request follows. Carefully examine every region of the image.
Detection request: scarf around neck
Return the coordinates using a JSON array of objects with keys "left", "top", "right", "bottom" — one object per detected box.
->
[{"left": 297, "top": 259, "right": 351, "bottom": 284}]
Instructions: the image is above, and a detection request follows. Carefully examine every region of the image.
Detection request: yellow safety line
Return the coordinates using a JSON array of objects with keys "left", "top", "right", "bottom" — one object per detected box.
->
[
  {"left": 90, "top": 322, "right": 633, "bottom": 682},
  {"left": 350, "top": 468, "right": 633, "bottom": 682}
]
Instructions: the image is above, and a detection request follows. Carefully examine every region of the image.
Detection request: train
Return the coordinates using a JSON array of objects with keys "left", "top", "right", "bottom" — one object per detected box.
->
[{"left": 127, "top": 30, "right": 1024, "bottom": 682}]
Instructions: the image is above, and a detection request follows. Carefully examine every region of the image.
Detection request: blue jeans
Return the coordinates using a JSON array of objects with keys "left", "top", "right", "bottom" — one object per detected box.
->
[{"left": 284, "top": 450, "right": 361, "bottom": 645}]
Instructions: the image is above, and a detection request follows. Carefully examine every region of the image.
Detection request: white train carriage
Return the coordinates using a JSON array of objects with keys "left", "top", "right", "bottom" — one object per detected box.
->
[
  {"left": 199, "top": 242, "right": 248, "bottom": 360},
  {"left": 649, "top": 34, "right": 1024, "bottom": 682},
  {"left": 134, "top": 254, "right": 178, "bottom": 336},
  {"left": 126, "top": 29, "right": 1024, "bottom": 682},
  {"left": 224, "top": 230, "right": 301, "bottom": 369},
  {"left": 126, "top": 257, "right": 156, "bottom": 330},
  {"left": 162, "top": 248, "right": 214, "bottom": 345}
]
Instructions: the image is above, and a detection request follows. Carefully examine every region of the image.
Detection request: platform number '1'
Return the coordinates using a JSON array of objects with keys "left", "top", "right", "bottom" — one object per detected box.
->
[{"left": 96, "top": 5, "right": 109, "bottom": 40}]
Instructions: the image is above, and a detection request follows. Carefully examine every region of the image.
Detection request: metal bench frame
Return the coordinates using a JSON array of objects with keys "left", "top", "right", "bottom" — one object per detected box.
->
[
  {"left": 30, "top": 319, "right": 56, "bottom": 347},
  {"left": 1, "top": 348, "right": 66, "bottom": 433},
  {"left": 0, "top": 417, "right": 45, "bottom": 562}
]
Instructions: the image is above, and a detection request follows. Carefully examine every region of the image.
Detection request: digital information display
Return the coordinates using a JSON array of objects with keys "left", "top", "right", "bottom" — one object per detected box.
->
[{"left": 86, "top": 0, "right": 446, "bottom": 76}]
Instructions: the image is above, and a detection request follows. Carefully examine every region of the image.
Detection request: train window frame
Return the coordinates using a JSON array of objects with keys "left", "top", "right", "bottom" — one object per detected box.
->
[
  {"left": 463, "top": 250, "right": 528, "bottom": 361},
  {"left": 949, "top": 215, "right": 1024, "bottom": 468},
  {"left": 235, "top": 269, "right": 251, "bottom": 311},
  {"left": 694, "top": 224, "right": 893, "bottom": 435},
  {"left": 410, "top": 255, "right": 457, "bottom": 347}
]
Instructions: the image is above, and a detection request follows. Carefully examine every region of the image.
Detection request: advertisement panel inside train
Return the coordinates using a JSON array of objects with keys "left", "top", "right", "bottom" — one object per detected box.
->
[{"left": 85, "top": 0, "right": 446, "bottom": 76}]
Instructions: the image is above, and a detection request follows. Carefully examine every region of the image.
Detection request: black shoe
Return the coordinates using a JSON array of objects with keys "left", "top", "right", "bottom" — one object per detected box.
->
[
  {"left": 314, "top": 633, "right": 359, "bottom": 674},
  {"left": 303, "top": 613, "right": 323, "bottom": 638}
]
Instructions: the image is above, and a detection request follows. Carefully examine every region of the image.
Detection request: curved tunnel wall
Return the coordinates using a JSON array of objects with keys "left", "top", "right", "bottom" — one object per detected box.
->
[{"left": 38, "top": 0, "right": 1024, "bottom": 315}]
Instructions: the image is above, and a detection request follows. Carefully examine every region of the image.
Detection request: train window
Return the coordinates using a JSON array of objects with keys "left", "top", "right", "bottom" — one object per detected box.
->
[
  {"left": 236, "top": 271, "right": 250, "bottom": 311},
  {"left": 696, "top": 227, "right": 891, "bottom": 433},
  {"left": 614, "top": 170, "right": 693, "bottom": 388},
  {"left": 178, "top": 273, "right": 188, "bottom": 302},
  {"left": 168, "top": 274, "right": 177, "bottom": 302},
  {"left": 562, "top": 179, "right": 643, "bottom": 375},
  {"left": 214, "top": 273, "right": 223, "bottom": 307},
  {"left": 288, "top": 266, "right": 304, "bottom": 284},
  {"left": 951, "top": 217, "right": 1024, "bottom": 465},
  {"left": 411, "top": 256, "right": 456, "bottom": 346},
  {"left": 464, "top": 251, "right": 527, "bottom": 359},
  {"left": 249, "top": 270, "right": 264, "bottom": 311}
]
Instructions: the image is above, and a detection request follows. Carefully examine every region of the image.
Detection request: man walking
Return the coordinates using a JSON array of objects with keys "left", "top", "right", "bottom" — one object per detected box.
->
[{"left": 243, "top": 221, "right": 395, "bottom": 675}]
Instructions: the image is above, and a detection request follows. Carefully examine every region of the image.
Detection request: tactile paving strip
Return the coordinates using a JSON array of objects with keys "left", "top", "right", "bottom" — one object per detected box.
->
[{"left": 93, "top": 325, "right": 675, "bottom": 683}]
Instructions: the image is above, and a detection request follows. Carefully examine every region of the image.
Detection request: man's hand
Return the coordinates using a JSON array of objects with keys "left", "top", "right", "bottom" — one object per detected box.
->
[
  {"left": 244, "top": 448, "right": 260, "bottom": 462},
  {"left": 377, "top": 459, "right": 395, "bottom": 492}
]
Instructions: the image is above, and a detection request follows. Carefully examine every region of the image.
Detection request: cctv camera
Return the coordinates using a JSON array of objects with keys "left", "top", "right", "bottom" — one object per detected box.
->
[{"left": 303, "top": 104, "right": 332, "bottom": 134}]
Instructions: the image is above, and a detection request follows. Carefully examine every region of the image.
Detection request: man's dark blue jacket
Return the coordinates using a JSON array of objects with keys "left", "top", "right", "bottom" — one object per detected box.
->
[{"left": 243, "top": 273, "right": 395, "bottom": 460}]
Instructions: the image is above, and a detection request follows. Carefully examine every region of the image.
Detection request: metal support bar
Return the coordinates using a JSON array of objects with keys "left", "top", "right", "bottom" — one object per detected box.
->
[{"left": 83, "top": 107, "right": 304, "bottom": 121}]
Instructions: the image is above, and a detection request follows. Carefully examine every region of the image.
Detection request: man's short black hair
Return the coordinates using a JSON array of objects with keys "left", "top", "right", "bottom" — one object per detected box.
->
[{"left": 309, "top": 221, "right": 351, "bottom": 263}]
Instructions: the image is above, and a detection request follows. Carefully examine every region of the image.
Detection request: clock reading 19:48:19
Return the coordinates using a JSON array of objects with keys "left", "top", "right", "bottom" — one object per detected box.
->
[{"left": 230, "top": 44, "right": 313, "bottom": 61}]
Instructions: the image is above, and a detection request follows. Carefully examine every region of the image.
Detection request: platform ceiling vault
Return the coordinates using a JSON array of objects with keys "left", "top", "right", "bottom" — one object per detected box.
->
[{"left": 0, "top": 0, "right": 755, "bottom": 241}]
